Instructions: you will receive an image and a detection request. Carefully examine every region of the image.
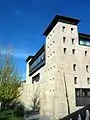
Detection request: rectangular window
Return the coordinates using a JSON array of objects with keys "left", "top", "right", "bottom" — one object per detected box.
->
[
  {"left": 87, "top": 78, "right": 90, "bottom": 84},
  {"left": 72, "top": 49, "right": 75, "bottom": 54},
  {"left": 86, "top": 65, "right": 89, "bottom": 72},
  {"left": 72, "top": 38, "right": 74, "bottom": 44},
  {"left": 79, "top": 39, "right": 90, "bottom": 46},
  {"left": 29, "top": 51, "right": 45, "bottom": 75},
  {"left": 73, "top": 64, "right": 76, "bottom": 71},
  {"left": 74, "top": 77, "right": 77, "bottom": 84},
  {"left": 71, "top": 28, "right": 74, "bottom": 33},
  {"left": 32, "top": 73, "right": 40, "bottom": 84},
  {"left": 63, "top": 48, "right": 67, "bottom": 54},
  {"left": 63, "top": 37, "right": 66, "bottom": 43},
  {"left": 62, "top": 26, "right": 65, "bottom": 32},
  {"left": 79, "top": 39, "right": 84, "bottom": 45},
  {"left": 75, "top": 88, "right": 90, "bottom": 106},
  {"left": 85, "top": 51, "right": 87, "bottom": 56}
]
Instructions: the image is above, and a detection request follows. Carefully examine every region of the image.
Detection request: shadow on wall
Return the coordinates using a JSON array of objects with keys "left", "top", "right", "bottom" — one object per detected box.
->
[{"left": 25, "top": 112, "right": 50, "bottom": 120}]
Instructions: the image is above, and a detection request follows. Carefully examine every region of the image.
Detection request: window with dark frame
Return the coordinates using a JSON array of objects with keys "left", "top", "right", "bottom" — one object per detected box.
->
[
  {"left": 73, "top": 64, "right": 76, "bottom": 71},
  {"left": 71, "top": 28, "right": 74, "bottom": 33},
  {"left": 72, "top": 49, "right": 75, "bottom": 55},
  {"left": 63, "top": 37, "right": 66, "bottom": 43},
  {"left": 75, "top": 88, "right": 90, "bottom": 106},
  {"left": 62, "top": 26, "right": 65, "bottom": 32},
  {"left": 85, "top": 51, "right": 87, "bottom": 56},
  {"left": 29, "top": 51, "right": 45, "bottom": 75},
  {"left": 79, "top": 39, "right": 90, "bottom": 46},
  {"left": 74, "top": 77, "right": 77, "bottom": 84},
  {"left": 32, "top": 73, "right": 40, "bottom": 84},
  {"left": 72, "top": 38, "right": 74, "bottom": 44},
  {"left": 87, "top": 78, "right": 90, "bottom": 84},
  {"left": 86, "top": 65, "right": 89, "bottom": 72},
  {"left": 63, "top": 48, "right": 67, "bottom": 54}
]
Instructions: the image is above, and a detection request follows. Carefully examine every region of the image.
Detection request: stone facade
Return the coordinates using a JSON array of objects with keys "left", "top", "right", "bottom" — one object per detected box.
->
[{"left": 20, "top": 15, "right": 90, "bottom": 119}]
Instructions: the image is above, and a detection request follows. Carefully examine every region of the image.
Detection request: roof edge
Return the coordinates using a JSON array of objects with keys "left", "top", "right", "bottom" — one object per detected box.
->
[
  {"left": 29, "top": 45, "right": 45, "bottom": 64},
  {"left": 26, "top": 56, "right": 34, "bottom": 62},
  {"left": 79, "top": 33, "right": 90, "bottom": 39},
  {"left": 43, "top": 15, "right": 80, "bottom": 36}
]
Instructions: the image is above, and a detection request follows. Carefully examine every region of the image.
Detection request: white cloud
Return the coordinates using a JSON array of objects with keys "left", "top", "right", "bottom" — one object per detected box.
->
[
  {"left": 13, "top": 52, "right": 29, "bottom": 59},
  {"left": 0, "top": 48, "right": 35, "bottom": 59}
]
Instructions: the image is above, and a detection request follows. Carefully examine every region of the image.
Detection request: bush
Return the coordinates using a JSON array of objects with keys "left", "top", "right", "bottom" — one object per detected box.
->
[{"left": 13, "top": 101, "right": 25, "bottom": 117}]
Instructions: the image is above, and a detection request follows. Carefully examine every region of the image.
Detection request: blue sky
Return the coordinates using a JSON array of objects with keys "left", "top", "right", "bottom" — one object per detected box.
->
[{"left": 0, "top": 0, "right": 90, "bottom": 80}]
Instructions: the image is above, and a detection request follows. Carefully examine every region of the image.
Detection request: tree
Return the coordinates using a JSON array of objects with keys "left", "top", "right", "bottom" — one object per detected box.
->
[
  {"left": 0, "top": 51, "right": 22, "bottom": 111},
  {"left": 31, "top": 93, "right": 40, "bottom": 113}
]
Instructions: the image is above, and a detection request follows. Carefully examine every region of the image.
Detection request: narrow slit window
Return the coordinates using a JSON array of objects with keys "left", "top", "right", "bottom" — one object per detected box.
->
[
  {"left": 71, "top": 28, "right": 74, "bottom": 33},
  {"left": 63, "top": 37, "right": 66, "bottom": 43},
  {"left": 86, "top": 65, "right": 89, "bottom": 72},
  {"left": 73, "top": 64, "right": 76, "bottom": 71},
  {"left": 62, "top": 26, "right": 65, "bottom": 32},
  {"left": 87, "top": 78, "right": 90, "bottom": 84},
  {"left": 72, "top": 38, "right": 74, "bottom": 44},
  {"left": 32, "top": 73, "right": 40, "bottom": 84},
  {"left": 85, "top": 51, "right": 87, "bottom": 56},
  {"left": 74, "top": 77, "right": 77, "bottom": 84},
  {"left": 63, "top": 48, "right": 67, "bottom": 54},
  {"left": 72, "top": 49, "right": 75, "bottom": 54}
]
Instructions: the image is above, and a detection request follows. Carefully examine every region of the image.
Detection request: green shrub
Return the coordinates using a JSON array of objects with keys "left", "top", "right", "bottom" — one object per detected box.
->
[{"left": 13, "top": 102, "right": 25, "bottom": 117}]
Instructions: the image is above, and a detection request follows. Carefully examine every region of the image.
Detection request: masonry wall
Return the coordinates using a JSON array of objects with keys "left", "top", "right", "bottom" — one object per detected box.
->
[
  {"left": 20, "top": 21, "right": 90, "bottom": 119},
  {"left": 44, "top": 21, "right": 79, "bottom": 118},
  {"left": 45, "top": 21, "right": 90, "bottom": 118},
  {"left": 21, "top": 59, "right": 45, "bottom": 110}
]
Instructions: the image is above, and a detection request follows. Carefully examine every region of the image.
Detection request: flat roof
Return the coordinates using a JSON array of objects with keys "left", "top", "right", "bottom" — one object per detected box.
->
[
  {"left": 79, "top": 33, "right": 90, "bottom": 40},
  {"left": 26, "top": 56, "right": 34, "bottom": 62},
  {"left": 43, "top": 15, "right": 80, "bottom": 36},
  {"left": 26, "top": 45, "right": 45, "bottom": 63}
]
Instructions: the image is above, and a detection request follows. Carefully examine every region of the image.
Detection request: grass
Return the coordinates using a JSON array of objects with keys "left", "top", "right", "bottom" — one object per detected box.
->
[
  {"left": 0, "top": 116, "right": 23, "bottom": 120},
  {"left": 0, "top": 110, "right": 23, "bottom": 120}
]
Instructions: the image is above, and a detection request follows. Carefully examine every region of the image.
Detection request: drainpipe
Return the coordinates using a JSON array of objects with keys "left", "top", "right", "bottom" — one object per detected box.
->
[{"left": 63, "top": 72, "right": 70, "bottom": 115}]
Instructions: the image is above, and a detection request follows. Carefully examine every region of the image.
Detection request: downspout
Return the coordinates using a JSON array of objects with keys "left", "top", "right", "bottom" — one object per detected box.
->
[{"left": 63, "top": 72, "right": 70, "bottom": 115}]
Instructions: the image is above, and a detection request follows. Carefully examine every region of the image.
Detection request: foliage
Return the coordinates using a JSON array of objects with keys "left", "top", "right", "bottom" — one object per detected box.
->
[
  {"left": 0, "top": 51, "right": 22, "bottom": 111},
  {"left": 13, "top": 101, "right": 25, "bottom": 117},
  {"left": 0, "top": 109, "right": 23, "bottom": 120}
]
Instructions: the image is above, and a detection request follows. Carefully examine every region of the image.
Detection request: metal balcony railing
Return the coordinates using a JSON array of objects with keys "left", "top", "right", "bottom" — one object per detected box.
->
[{"left": 59, "top": 104, "right": 90, "bottom": 120}]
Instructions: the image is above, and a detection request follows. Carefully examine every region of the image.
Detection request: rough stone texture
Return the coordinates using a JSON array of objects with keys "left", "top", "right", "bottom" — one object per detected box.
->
[{"left": 20, "top": 20, "right": 90, "bottom": 119}]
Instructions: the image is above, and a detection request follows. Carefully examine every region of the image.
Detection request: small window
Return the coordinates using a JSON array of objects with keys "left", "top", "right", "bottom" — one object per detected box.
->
[
  {"left": 72, "top": 49, "right": 75, "bottom": 54},
  {"left": 74, "top": 77, "right": 77, "bottom": 84},
  {"left": 53, "top": 51, "right": 55, "bottom": 53},
  {"left": 32, "top": 73, "right": 40, "bottom": 84},
  {"left": 86, "top": 65, "right": 89, "bottom": 72},
  {"left": 63, "top": 37, "right": 66, "bottom": 43},
  {"left": 76, "top": 89, "right": 81, "bottom": 97},
  {"left": 73, "top": 64, "right": 76, "bottom": 71},
  {"left": 71, "top": 28, "right": 74, "bottom": 33},
  {"left": 72, "top": 38, "right": 74, "bottom": 44},
  {"left": 85, "top": 51, "right": 87, "bottom": 56},
  {"left": 63, "top": 48, "right": 67, "bottom": 54},
  {"left": 87, "top": 78, "right": 90, "bottom": 84},
  {"left": 62, "top": 26, "right": 65, "bottom": 32}
]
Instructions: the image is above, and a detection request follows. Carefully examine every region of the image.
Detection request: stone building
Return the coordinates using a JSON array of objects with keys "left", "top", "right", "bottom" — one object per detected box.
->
[{"left": 21, "top": 15, "right": 90, "bottom": 119}]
